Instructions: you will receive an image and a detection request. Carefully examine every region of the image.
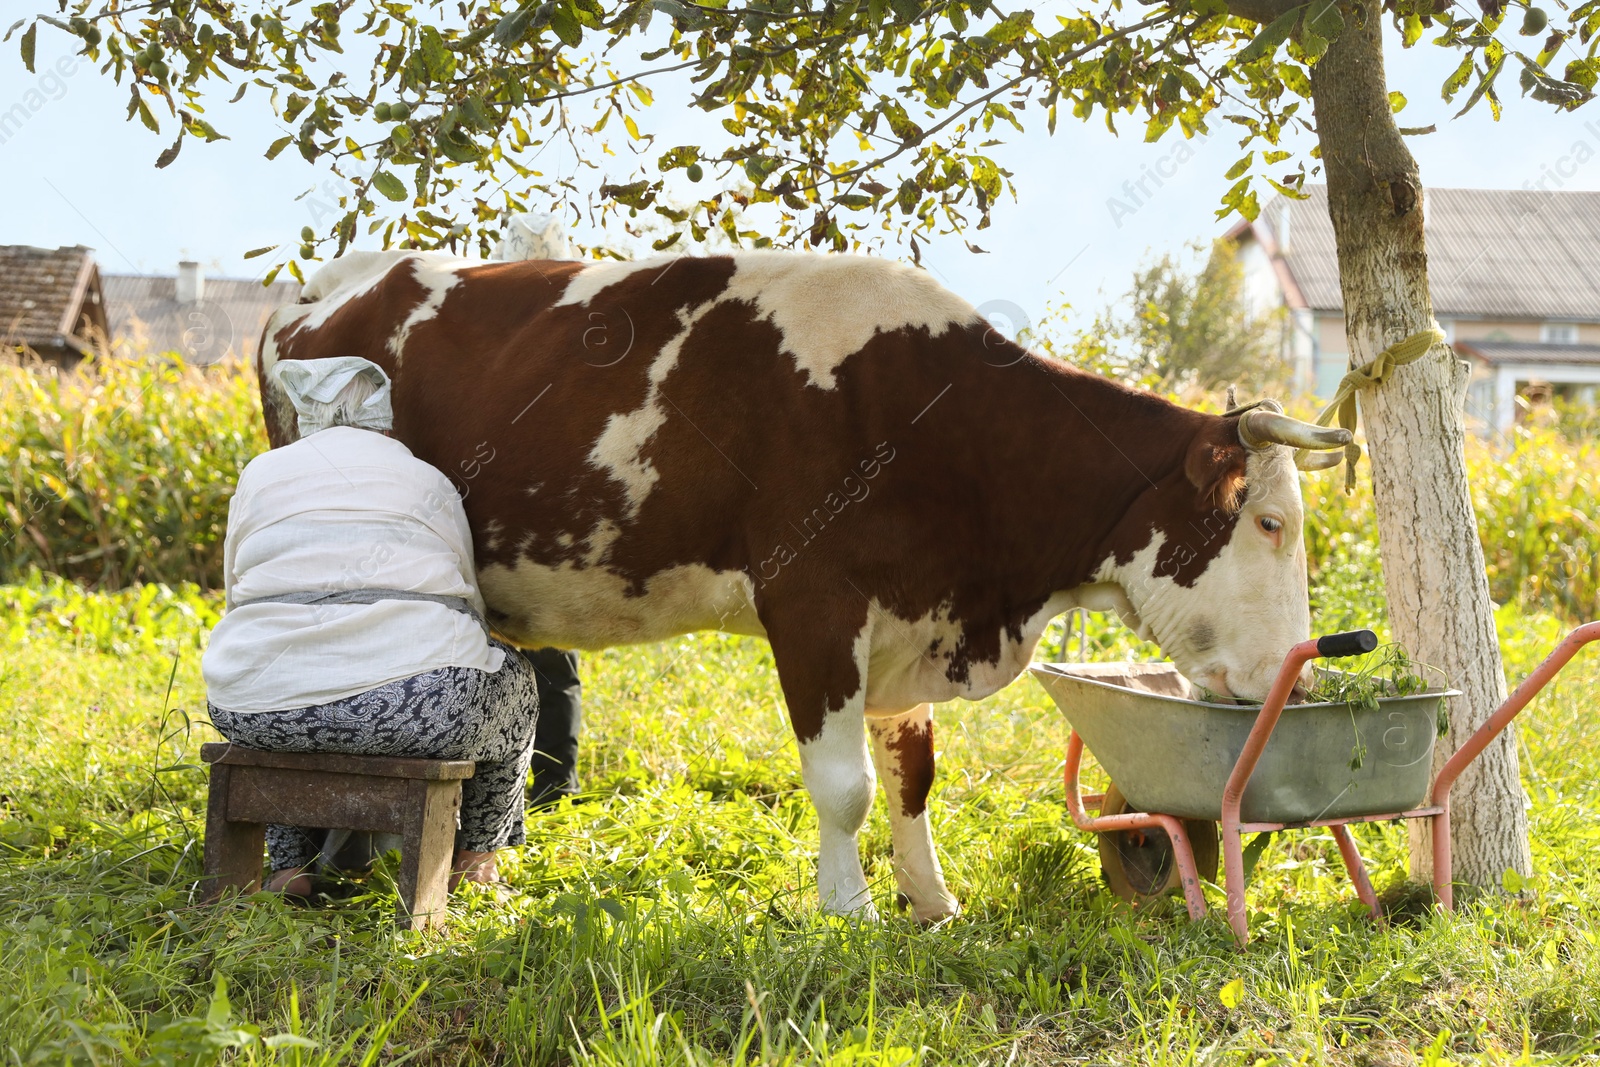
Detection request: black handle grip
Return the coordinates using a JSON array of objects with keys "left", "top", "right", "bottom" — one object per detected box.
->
[{"left": 1316, "top": 629, "right": 1379, "bottom": 658}]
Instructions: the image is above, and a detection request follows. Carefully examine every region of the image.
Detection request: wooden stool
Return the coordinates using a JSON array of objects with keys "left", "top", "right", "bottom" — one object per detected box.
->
[{"left": 200, "top": 742, "right": 475, "bottom": 930}]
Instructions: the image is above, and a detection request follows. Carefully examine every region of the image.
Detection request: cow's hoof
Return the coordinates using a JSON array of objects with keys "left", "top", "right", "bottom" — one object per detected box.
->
[
  {"left": 821, "top": 897, "right": 881, "bottom": 922},
  {"left": 908, "top": 896, "right": 961, "bottom": 925}
]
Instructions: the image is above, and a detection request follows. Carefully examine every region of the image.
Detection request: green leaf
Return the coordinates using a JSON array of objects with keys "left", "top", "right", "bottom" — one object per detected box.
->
[
  {"left": 1224, "top": 152, "right": 1252, "bottom": 180},
  {"left": 1304, "top": 0, "right": 1344, "bottom": 43},
  {"left": 243, "top": 245, "right": 277, "bottom": 260},
  {"left": 371, "top": 170, "right": 408, "bottom": 201},
  {"left": 1388, "top": 90, "right": 1407, "bottom": 113},
  {"left": 135, "top": 96, "right": 159, "bottom": 134},
  {"left": 551, "top": 6, "right": 583, "bottom": 47},
  {"left": 890, "top": 0, "right": 922, "bottom": 22},
  {"left": 206, "top": 975, "right": 232, "bottom": 1028},
  {"left": 1442, "top": 53, "right": 1474, "bottom": 99},
  {"left": 658, "top": 145, "right": 699, "bottom": 169},
  {"left": 1236, "top": 4, "right": 1304, "bottom": 66},
  {"left": 19, "top": 21, "right": 35, "bottom": 73},
  {"left": 1402, "top": 12, "right": 1424, "bottom": 47},
  {"left": 1454, "top": 58, "right": 1505, "bottom": 117},
  {"left": 494, "top": 8, "right": 533, "bottom": 46}
]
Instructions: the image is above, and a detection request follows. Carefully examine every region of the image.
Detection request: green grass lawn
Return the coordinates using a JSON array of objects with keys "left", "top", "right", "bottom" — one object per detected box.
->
[{"left": 2, "top": 579, "right": 1598, "bottom": 1065}]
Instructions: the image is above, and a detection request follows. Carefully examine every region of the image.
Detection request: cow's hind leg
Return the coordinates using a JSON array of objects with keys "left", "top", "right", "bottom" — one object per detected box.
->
[{"left": 868, "top": 703, "right": 960, "bottom": 923}]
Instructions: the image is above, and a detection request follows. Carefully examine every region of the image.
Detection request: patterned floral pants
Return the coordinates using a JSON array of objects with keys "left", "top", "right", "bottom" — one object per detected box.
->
[{"left": 209, "top": 639, "right": 539, "bottom": 871}]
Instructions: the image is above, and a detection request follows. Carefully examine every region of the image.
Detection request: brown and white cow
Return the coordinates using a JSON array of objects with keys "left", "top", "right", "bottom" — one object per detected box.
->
[{"left": 258, "top": 250, "right": 1349, "bottom": 922}]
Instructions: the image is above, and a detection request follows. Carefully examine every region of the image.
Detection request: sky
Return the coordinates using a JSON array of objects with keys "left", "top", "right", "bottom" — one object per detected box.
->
[{"left": 7, "top": 11, "right": 1600, "bottom": 343}]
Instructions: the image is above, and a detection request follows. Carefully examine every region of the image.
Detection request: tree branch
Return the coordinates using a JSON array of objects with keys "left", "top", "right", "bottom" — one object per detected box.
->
[{"left": 792, "top": 9, "right": 1182, "bottom": 196}]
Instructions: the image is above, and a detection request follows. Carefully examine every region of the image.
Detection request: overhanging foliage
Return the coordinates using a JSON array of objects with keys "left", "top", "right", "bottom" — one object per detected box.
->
[{"left": 8, "top": 0, "right": 1597, "bottom": 276}]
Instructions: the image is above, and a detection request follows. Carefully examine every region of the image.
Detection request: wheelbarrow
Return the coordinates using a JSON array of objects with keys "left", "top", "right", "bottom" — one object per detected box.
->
[{"left": 1030, "top": 623, "right": 1600, "bottom": 944}]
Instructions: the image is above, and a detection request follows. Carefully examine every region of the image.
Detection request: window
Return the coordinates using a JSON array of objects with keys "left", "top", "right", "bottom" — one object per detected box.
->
[{"left": 1541, "top": 322, "right": 1580, "bottom": 344}]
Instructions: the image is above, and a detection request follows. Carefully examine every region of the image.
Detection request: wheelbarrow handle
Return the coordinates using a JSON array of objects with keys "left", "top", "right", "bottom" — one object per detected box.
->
[
  {"left": 1428, "top": 620, "right": 1600, "bottom": 912},
  {"left": 1431, "top": 620, "right": 1600, "bottom": 806},
  {"left": 1316, "top": 629, "right": 1379, "bottom": 659},
  {"left": 1220, "top": 632, "right": 1367, "bottom": 943}
]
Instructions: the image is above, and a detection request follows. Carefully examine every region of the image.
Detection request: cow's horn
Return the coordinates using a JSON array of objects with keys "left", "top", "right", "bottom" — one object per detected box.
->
[
  {"left": 1238, "top": 409, "right": 1353, "bottom": 452},
  {"left": 1295, "top": 449, "right": 1346, "bottom": 471}
]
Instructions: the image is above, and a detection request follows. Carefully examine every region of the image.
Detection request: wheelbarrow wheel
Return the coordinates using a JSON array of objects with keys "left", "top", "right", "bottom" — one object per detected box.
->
[{"left": 1097, "top": 783, "right": 1219, "bottom": 903}]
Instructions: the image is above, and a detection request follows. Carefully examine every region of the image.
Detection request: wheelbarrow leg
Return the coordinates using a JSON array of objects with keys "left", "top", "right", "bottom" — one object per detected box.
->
[
  {"left": 1330, "top": 824, "right": 1380, "bottom": 922},
  {"left": 1157, "top": 815, "right": 1207, "bottom": 922},
  {"left": 1432, "top": 808, "right": 1454, "bottom": 912},
  {"left": 1222, "top": 825, "right": 1249, "bottom": 945}
]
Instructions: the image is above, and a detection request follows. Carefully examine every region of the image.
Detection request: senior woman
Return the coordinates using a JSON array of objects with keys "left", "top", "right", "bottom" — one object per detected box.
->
[{"left": 202, "top": 357, "right": 538, "bottom": 896}]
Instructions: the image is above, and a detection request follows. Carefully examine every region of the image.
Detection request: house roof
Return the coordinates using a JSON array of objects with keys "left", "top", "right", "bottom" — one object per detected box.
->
[
  {"left": 103, "top": 272, "right": 301, "bottom": 364},
  {"left": 0, "top": 244, "right": 101, "bottom": 351},
  {"left": 1236, "top": 186, "right": 1600, "bottom": 321},
  {"left": 1456, "top": 340, "right": 1600, "bottom": 368}
]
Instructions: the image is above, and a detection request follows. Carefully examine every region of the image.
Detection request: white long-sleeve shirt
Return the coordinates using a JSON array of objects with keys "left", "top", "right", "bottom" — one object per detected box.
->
[{"left": 203, "top": 426, "right": 505, "bottom": 713}]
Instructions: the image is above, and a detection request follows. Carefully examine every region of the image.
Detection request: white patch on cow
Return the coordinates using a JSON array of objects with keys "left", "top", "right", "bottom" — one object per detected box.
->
[
  {"left": 722, "top": 251, "right": 979, "bottom": 390},
  {"left": 476, "top": 556, "right": 762, "bottom": 649},
  {"left": 800, "top": 619, "right": 879, "bottom": 918},
  {"left": 553, "top": 257, "right": 669, "bottom": 309},
  {"left": 277, "top": 252, "right": 475, "bottom": 367},
  {"left": 299, "top": 250, "right": 420, "bottom": 305},
  {"left": 585, "top": 300, "right": 719, "bottom": 515},
  {"left": 386, "top": 256, "right": 475, "bottom": 362},
  {"left": 482, "top": 519, "right": 506, "bottom": 554},
  {"left": 862, "top": 592, "right": 1075, "bottom": 712},
  {"left": 587, "top": 405, "right": 667, "bottom": 510},
  {"left": 867, "top": 703, "right": 960, "bottom": 923},
  {"left": 1090, "top": 447, "right": 1312, "bottom": 701}
]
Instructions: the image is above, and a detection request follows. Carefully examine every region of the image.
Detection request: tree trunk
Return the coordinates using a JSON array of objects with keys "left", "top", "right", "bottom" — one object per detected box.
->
[{"left": 1308, "top": 2, "right": 1531, "bottom": 888}]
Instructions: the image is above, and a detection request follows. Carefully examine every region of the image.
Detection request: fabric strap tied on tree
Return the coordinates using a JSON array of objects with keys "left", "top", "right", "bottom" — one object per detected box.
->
[{"left": 1296, "top": 327, "right": 1447, "bottom": 492}]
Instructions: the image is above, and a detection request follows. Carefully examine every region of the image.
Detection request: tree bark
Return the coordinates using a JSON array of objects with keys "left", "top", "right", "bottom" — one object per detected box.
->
[{"left": 1308, "top": 2, "right": 1531, "bottom": 888}]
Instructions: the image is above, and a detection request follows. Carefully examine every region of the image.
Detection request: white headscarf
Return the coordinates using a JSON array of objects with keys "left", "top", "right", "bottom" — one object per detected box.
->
[
  {"left": 271, "top": 356, "right": 394, "bottom": 436},
  {"left": 493, "top": 211, "right": 577, "bottom": 261}
]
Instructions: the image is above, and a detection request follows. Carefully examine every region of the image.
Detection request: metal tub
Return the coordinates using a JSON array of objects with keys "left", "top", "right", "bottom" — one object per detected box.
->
[{"left": 1030, "top": 662, "right": 1457, "bottom": 824}]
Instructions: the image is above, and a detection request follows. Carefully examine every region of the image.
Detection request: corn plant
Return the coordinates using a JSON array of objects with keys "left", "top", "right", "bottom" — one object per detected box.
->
[{"left": 0, "top": 352, "right": 266, "bottom": 589}]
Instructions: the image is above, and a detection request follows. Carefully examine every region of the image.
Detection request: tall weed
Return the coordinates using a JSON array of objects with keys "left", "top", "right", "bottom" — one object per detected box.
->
[
  {"left": 1303, "top": 427, "right": 1599, "bottom": 623},
  {"left": 0, "top": 352, "right": 265, "bottom": 589}
]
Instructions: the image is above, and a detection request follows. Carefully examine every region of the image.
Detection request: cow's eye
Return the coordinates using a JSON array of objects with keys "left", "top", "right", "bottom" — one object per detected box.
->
[{"left": 1259, "top": 516, "right": 1282, "bottom": 534}]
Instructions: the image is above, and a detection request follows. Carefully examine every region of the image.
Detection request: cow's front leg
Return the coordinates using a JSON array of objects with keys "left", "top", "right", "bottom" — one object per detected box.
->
[
  {"left": 764, "top": 602, "right": 879, "bottom": 919},
  {"left": 868, "top": 703, "right": 960, "bottom": 923},
  {"left": 799, "top": 701, "right": 879, "bottom": 919}
]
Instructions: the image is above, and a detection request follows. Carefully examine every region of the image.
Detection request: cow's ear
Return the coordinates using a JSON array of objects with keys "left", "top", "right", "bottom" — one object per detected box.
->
[{"left": 1184, "top": 424, "right": 1248, "bottom": 513}]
